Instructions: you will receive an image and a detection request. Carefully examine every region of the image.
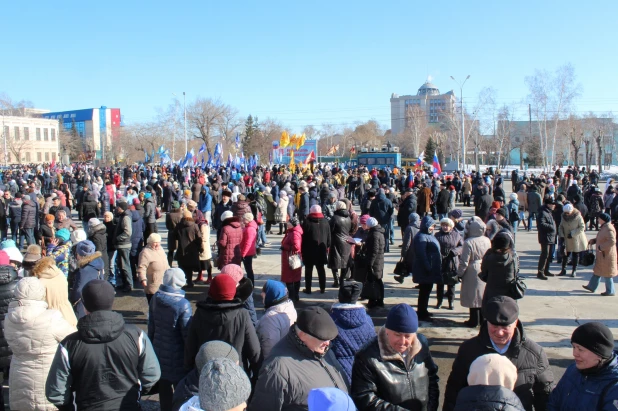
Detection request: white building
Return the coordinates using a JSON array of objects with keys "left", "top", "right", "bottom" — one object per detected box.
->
[
  {"left": 390, "top": 81, "right": 456, "bottom": 135},
  {"left": 1, "top": 116, "right": 60, "bottom": 164}
]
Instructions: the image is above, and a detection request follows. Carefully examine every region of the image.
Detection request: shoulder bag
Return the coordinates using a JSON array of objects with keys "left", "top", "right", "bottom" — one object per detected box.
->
[{"left": 509, "top": 276, "right": 527, "bottom": 300}]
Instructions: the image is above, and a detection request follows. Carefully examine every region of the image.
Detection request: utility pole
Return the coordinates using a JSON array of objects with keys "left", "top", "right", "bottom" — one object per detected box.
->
[
  {"left": 526, "top": 103, "right": 531, "bottom": 170},
  {"left": 450, "top": 75, "right": 470, "bottom": 172},
  {"left": 183, "top": 92, "right": 187, "bottom": 155}
]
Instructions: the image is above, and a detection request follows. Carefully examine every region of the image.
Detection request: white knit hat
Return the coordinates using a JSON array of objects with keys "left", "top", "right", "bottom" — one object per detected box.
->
[
  {"left": 467, "top": 354, "right": 518, "bottom": 390},
  {"left": 563, "top": 204, "right": 574, "bottom": 213}
]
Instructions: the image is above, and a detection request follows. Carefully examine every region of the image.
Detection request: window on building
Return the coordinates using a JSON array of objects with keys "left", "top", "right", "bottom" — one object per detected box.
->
[
  {"left": 24, "top": 127, "right": 29, "bottom": 140},
  {"left": 45, "top": 152, "right": 49, "bottom": 161},
  {"left": 36, "top": 128, "right": 41, "bottom": 141},
  {"left": 2, "top": 126, "right": 8, "bottom": 139},
  {"left": 44, "top": 129, "right": 49, "bottom": 141},
  {"left": 25, "top": 152, "right": 31, "bottom": 162},
  {"left": 14, "top": 127, "right": 19, "bottom": 141},
  {"left": 52, "top": 152, "right": 57, "bottom": 161},
  {"left": 51, "top": 129, "right": 56, "bottom": 141},
  {"left": 37, "top": 152, "right": 42, "bottom": 162}
]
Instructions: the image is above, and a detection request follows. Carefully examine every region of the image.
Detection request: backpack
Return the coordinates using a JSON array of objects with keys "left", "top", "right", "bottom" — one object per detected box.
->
[{"left": 508, "top": 203, "right": 520, "bottom": 223}]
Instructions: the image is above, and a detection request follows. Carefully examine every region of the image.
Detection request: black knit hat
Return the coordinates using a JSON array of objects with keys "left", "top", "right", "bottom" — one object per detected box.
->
[
  {"left": 82, "top": 280, "right": 115, "bottom": 312},
  {"left": 483, "top": 296, "right": 519, "bottom": 326},
  {"left": 297, "top": 307, "right": 338, "bottom": 341},
  {"left": 571, "top": 322, "right": 615, "bottom": 360},
  {"left": 338, "top": 281, "right": 362, "bottom": 304}
]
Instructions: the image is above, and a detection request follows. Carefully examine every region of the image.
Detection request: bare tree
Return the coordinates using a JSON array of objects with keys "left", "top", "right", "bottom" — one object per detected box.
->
[
  {"left": 0, "top": 93, "right": 34, "bottom": 116},
  {"left": 525, "top": 63, "right": 581, "bottom": 168},
  {"left": 187, "top": 97, "right": 230, "bottom": 155},
  {"left": 404, "top": 105, "right": 428, "bottom": 157}
]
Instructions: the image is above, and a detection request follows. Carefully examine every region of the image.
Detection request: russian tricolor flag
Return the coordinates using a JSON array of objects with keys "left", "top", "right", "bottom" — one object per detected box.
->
[{"left": 432, "top": 151, "right": 441, "bottom": 174}]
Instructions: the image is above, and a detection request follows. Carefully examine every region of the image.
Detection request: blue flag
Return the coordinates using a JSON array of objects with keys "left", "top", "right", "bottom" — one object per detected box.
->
[
  {"left": 198, "top": 143, "right": 206, "bottom": 155},
  {"left": 214, "top": 143, "right": 222, "bottom": 159},
  {"left": 144, "top": 151, "right": 149, "bottom": 163},
  {"left": 235, "top": 132, "right": 241, "bottom": 149}
]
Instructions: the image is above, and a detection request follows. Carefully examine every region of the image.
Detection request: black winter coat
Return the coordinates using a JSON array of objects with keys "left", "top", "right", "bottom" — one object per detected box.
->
[
  {"left": 364, "top": 226, "right": 385, "bottom": 279},
  {"left": 480, "top": 249, "right": 518, "bottom": 302},
  {"left": 298, "top": 192, "right": 310, "bottom": 220},
  {"left": 351, "top": 330, "right": 439, "bottom": 411},
  {"left": 20, "top": 199, "right": 37, "bottom": 229},
  {"left": 397, "top": 194, "right": 417, "bottom": 228},
  {"left": 443, "top": 321, "right": 554, "bottom": 411},
  {"left": 81, "top": 194, "right": 100, "bottom": 222},
  {"left": 454, "top": 385, "right": 525, "bottom": 411},
  {"left": 301, "top": 214, "right": 331, "bottom": 265},
  {"left": 537, "top": 205, "right": 556, "bottom": 245},
  {"left": 0, "top": 266, "right": 17, "bottom": 367},
  {"left": 89, "top": 223, "right": 109, "bottom": 274},
  {"left": 369, "top": 192, "right": 394, "bottom": 225},
  {"left": 184, "top": 298, "right": 261, "bottom": 376},
  {"left": 475, "top": 194, "right": 494, "bottom": 221},
  {"left": 436, "top": 189, "right": 450, "bottom": 214},
  {"left": 328, "top": 209, "right": 352, "bottom": 269}
]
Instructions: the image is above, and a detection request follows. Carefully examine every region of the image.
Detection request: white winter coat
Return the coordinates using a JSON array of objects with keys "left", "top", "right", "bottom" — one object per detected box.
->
[
  {"left": 199, "top": 222, "right": 212, "bottom": 261},
  {"left": 256, "top": 299, "right": 297, "bottom": 359},
  {"left": 4, "top": 299, "right": 76, "bottom": 410},
  {"left": 457, "top": 217, "right": 492, "bottom": 308}
]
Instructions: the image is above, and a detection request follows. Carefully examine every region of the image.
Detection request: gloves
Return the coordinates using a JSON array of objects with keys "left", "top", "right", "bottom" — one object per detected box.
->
[{"left": 567, "top": 233, "right": 573, "bottom": 239}]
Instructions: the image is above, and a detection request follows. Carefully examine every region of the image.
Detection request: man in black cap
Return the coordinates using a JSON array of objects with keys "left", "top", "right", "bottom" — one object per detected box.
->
[
  {"left": 249, "top": 307, "right": 348, "bottom": 411},
  {"left": 46, "top": 280, "right": 161, "bottom": 410},
  {"left": 113, "top": 200, "right": 133, "bottom": 292},
  {"left": 537, "top": 196, "right": 557, "bottom": 280},
  {"left": 352, "top": 303, "right": 439, "bottom": 410},
  {"left": 443, "top": 296, "right": 554, "bottom": 411}
]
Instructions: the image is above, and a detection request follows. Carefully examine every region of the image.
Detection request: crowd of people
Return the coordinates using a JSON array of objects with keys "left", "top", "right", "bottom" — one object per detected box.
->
[{"left": 0, "top": 162, "right": 613, "bottom": 410}]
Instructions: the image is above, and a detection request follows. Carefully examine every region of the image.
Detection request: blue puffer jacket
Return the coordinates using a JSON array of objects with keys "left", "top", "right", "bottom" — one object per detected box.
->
[
  {"left": 547, "top": 352, "right": 618, "bottom": 411},
  {"left": 199, "top": 187, "right": 212, "bottom": 213},
  {"left": 148, "top": 284, "right": 192, "bottom": 383},
  {"left": 130, "top": 209, "right": 145, "bottom": 256},
  {"left": 412, "top": 216, "right": 442, "bottom": 284},
  {"left": 69, "top": 252, "right": 105, "bottom": 319},
  {"left": 330, "top": 303, "right": 376, "bottom": 384}
]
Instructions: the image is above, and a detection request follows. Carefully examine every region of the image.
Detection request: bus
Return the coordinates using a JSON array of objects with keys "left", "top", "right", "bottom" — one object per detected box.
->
[{"left": 357, "top": 152, "right": 401, "bottom": 171}]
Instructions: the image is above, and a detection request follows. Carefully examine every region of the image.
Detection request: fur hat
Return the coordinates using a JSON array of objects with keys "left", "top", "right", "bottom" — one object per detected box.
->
[{"left": 71, "top": 229, "right": 88, "bottom": 244}]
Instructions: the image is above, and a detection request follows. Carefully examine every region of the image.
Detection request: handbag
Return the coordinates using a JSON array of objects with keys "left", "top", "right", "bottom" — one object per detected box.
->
[
  {"left": 581, "top": 245, "right": 595, "bottom": 267},
  {"left": 288, "top": 253, "right": 303, "bottom": 270},
  {"left": 393, "top": 258, "right": 406, "bottom": 275},
  {"left": 361, "top": 279, "right": 382, "bottom": 300},
  {"left": 509, "top": 276, "right": 527, "bottom": 300},
  {"left": 274, "top": 207, "right": 284, "bottom": 223},
  {"left": 155, "top": 206, "right": 162, "bottom": 220}
]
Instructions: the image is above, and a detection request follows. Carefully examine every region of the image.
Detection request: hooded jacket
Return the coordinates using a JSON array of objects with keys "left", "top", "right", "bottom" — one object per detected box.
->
[
  {"left": 457, "top": 217, "right": 492, "bottom": 308},
  {"left": 5, "top": 281, "right": 76, "bottom": 411},
  {"left": 143, "top": 196, "right": 156, "bottom": 224},
  {"left": 256, "top": 299, "right": 297, "bottom": 360},
  {"left": 113, "top": 209, "right": 133, "bottom": 249},
  {"left": 443, "top": 321, "right": 554, "bottom": 411},
  {"left": 217, "top": 218, "right": 243, "bottom": 268},
  {"left": 130, "top": 209, "right": 145, "bottom": 256},
  {"left": 33, "top": 258, "right": 78, "bottom": 327},
  {"left": 369, "top": 191, "right": 394, "bottom": 225},
  {"left": 198, "top": 186, "right": 212, "bottom": 213},
  {"left": 480, "top": 248, "right": 519, "bottom": 303},
  {"left": 536, "top": 205, "right": 556, "bottom": 245},
  {"left": 330, "top": 303, "right": 376, "bottom": 384},
  {"left": 547, "top": 352, "right": 618, "bottom": 411},
  {"left": 412, "top": 217, "right": 442, "bottom": 285},
  {"left": 45, "top": 310, "right": 161, "bottom": 411},
  {"left": 148, "top": 284, "right": 192, "bottom": 384},
  {"left": 351, "top": 327, "right": 439, "bottom": 411},
  {"left": 88, "top": 222, "right": 109, "bottom": 272},
  {"left": 365, "top": 225, "right": 386, "bottom": 279},
  {"left": 184, "top": 296, "right": 261, "bottom": 375},
  {"left": 397, "top": 194, "right": 417, "bottom": 228},
  {"left": 70, "top": 252, "right": 105, "bottom": 319},
  {"left": 20, "top": 198, "right": 38, "bottom": 229},
  {"left": 174, "top": 217, "right": 202, "bottom": 271}
]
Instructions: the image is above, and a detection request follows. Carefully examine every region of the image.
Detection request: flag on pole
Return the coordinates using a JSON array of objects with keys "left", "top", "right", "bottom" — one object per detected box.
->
[
  {"left": 235, "top": 132, "right": 241, "bottom": 149},
  {"left": 415, "top": 151, "right": 425, "bottom": 169},
  {"left": 280, "top": 131, "right": 290, "bottom": 148},
  {"left": 432, "top": 151, "right": 442, "bottom": 174},
  {"left": 304, "top": 150, "right": 316, "bottom": 164},
  {"left": 198, "top": 143, "right": 206, "bottom": 155},
  {"left": 289, "top": 149, "right": 295, "bottom": 171},
  {"left": 349, "top": 146, "right": 356, "bottom": 154},
  {"left": 296, "top": 133, "right": 306, "bottom": 150},
  {"left": 51, "top": 158, "right": 56, "bottom": 170},
  {"left": 151, "top": 149, "right": 155, "bottom": 163},
  {"left": 144, "top": 152, "right": 150, "bottom": 163},
  {"left": 227, "top": 153, "right": 233, "bottom": 168}
]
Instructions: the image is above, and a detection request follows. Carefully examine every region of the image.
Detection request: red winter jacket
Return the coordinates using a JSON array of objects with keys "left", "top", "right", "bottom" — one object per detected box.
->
[
  {"left": 240, "top": 220, "right": 257, "bottom": 258},
  {"left": 281, "top": 224, "right": 303, "bottom": 283},
  {"left": 217, "top": 218, "right": 243, "bottom": 268}
]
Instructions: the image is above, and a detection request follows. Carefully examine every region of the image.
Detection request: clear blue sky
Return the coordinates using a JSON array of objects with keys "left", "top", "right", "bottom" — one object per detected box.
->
[{"left": 2, "top": 1, "right": 617, "bottom": 132}]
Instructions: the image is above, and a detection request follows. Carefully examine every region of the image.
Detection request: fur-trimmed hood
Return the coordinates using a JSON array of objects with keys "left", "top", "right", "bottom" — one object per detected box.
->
[
  {"left": 377, "top": 326, "right": 421, "bottom": 369},
  {"left": 77, "top": 251, "right": 103, "bottom": 268},
  {"left": 32, "top": 256, "right": 63, "bottom": 279}
]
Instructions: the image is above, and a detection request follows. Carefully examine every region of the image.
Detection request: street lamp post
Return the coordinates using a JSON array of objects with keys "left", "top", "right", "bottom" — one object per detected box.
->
[
  {"left": 450, "top": 75, "right": 470, "bottom": 172},
  {"left": 172, "top": 93, "right": 178, "bottom": 162}
]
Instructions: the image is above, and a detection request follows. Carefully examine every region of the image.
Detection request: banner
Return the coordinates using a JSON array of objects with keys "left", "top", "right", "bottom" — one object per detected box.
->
[{"left": 273, "top": 139, "right": 318, "bottom": 165}]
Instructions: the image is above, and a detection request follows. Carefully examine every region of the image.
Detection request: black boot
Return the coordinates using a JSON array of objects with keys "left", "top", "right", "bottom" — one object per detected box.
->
[
  {"left": 537, "top": 272, "right": 548, "bottom": 280},
  {"left": 448, "top": 300, "right": 454, "bottom": 310},
  {"left": 394, "top": 275, "right": 404, "bottom": 284},
  {"left": 435, "top": 298, "right": 443, "bottom": 310}
]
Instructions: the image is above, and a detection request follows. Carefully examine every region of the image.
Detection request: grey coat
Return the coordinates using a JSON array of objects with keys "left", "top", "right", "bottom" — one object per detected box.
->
[
  {"left": 249, "top": 326, "right": 348, "bottom": 411},
  {"left": 457, "top": 217, "right": 491, "bottom": 308}
]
